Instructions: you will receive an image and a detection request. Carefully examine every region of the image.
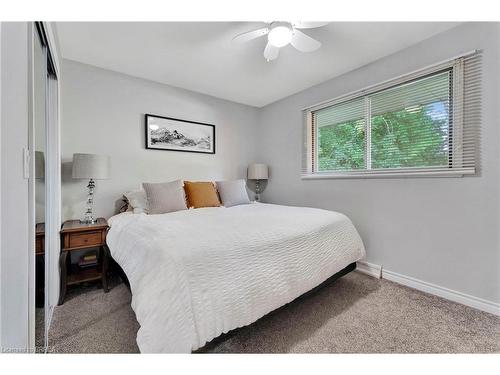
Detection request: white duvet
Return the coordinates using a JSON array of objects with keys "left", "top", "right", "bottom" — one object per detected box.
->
[{"left": 107, "top": 203, "right": 365, "bottom": 353}]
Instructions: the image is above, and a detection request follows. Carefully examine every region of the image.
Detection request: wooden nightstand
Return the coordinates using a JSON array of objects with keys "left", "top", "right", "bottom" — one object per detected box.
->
[{"left": 59, "top": 218, "right": 110, "bottom": 305}]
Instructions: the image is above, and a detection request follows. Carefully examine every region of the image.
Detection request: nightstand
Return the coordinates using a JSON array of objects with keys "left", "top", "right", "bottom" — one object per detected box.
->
[{"left": 59, "top": 218, "right": 110, "bottom": 305}]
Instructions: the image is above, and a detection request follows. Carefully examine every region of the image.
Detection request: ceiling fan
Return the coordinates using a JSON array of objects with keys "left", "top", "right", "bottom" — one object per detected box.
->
[{"left": 232, "top": 21, "right": 329, "bottom": 61}]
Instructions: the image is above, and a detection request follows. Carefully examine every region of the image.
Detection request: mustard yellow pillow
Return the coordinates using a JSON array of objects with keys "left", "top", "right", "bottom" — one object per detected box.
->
[{"left": 184, "top": 181, "right": 221, "bottom": 208}]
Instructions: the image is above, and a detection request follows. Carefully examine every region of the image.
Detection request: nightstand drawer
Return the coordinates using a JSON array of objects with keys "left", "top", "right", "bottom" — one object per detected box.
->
[{"left": 68, "top": 231, "right": 102, "bottom": 248}]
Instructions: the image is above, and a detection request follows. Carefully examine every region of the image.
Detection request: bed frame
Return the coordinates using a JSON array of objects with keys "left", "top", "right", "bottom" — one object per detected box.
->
[
  {"left": 195, "top": 261, "right": 356, "bottom": 352},
  {"left": 110, "top": 257, "right": 356, "bottom": 351},
  {"left": 109, "top": 246, "right": 354, "bottom": 346},
  {"left": 111, "top": 256, "right": 355, "bottom": 310},
  {"left": 296, "top": 261, "right": 356, "bottom": 299}
]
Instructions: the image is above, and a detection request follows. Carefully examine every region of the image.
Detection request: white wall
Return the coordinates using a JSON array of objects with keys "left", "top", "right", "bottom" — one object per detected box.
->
[
  {"left": 257, "top": 22, "right": 500, "bottom": 304},
  {"left": 0, "top": 22, "right": 31, "bottom": 351},
  {"left": 61, "top": 60, "right": 259, "bottom": 220}
]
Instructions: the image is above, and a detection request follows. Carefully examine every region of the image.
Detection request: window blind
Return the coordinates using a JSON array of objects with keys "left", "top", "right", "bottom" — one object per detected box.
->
[
  {"left": 302, "top": 51, "right": 481, "bottom": 178},
  {"left": 315, "top": 98, "right": 366, "bottom": 171}
]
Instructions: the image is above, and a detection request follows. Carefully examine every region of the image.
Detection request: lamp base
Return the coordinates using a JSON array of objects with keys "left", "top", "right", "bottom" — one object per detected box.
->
[
  {"left": 255, "top": 179, "right": 262, "bottom": 202},
  {"left": 81, "top": 179, "right": 96, "bottom": 224},
  {"left": 80, "top": 218, "right": 96, "bottom": 225},
  {"left": 80, "top": 212, "right": 96, "bottom": 225}
]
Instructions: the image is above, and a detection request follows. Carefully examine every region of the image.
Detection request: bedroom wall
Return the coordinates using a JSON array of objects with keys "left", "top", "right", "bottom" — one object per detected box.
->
[
  {"left": 257, "top": 22, "right": 500, "bottom": 305},
  {"left": 61, "top": 60, "right": 259, "bottom": 220}
]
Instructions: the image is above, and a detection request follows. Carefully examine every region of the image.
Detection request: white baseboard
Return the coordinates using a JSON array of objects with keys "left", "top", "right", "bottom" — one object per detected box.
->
[
  {"left": 356, "top": 261, "right": 382, "bottom": 278},
  {"left": 383, "top": 269, "right": 500, "bottom": 317}
]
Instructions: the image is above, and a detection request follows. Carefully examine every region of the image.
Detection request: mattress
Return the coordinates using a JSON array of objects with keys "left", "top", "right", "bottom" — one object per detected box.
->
[{"left": 106, "top": 203, "right": 365, "bottom": 352}]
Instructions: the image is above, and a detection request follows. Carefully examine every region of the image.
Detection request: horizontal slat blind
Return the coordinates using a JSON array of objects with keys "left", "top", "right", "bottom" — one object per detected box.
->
[
  {"left": 459, "top": 53, "right": 482, "bottom": 172},
  {"left": 369, "top": 70, "right": 452, "bottom": 170},
  {"left": 301, "top": 51, "right": 481, "bottom": 178},
  {"left": 315, "top": 98, "right": 366, "bottom": 171}
]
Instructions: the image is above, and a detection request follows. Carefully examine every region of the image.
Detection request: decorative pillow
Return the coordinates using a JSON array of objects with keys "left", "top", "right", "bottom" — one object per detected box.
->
[
  {"left": 142, "top": 180, "right": 188, "bottom": 214},
  {"left": 124, "top": 189, "right": 149, "bottom": 214},
  {"left": 184, "top": 181, "right": 221, "bottom": 208},
  {"left": 118, "top": 196, "right": 131, "bottom": 213},
  {"left": 216, "top": 179, "right": 250, "bottom": 207}
]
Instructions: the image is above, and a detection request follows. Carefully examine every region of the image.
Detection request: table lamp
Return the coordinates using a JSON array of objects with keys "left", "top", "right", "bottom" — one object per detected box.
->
[
  {"left": 247, "top": 163, "right": 268, "bottom": 201},
  {"left": 72, "top": 153, "right": 110, "bottom": 224}
]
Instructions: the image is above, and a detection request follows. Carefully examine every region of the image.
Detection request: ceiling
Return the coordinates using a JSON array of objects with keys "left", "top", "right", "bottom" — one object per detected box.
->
[{"left": 56, "top": 22, "right": 460, "bottom": 107}]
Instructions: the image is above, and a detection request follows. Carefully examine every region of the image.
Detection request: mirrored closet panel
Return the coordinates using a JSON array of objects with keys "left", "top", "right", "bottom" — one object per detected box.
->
[{"left": 33, "top": 22, "right": 58, "bottom": 353}]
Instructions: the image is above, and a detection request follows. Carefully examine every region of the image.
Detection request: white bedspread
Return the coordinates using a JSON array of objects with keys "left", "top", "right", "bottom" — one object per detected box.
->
[{"left": 107, "top": 203, "right": 365, "bottom": 353}]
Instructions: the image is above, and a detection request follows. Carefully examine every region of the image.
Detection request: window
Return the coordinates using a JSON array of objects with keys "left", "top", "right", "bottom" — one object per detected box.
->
[{"left": 303, "top": 52, "right": 481, "bottom": 178}]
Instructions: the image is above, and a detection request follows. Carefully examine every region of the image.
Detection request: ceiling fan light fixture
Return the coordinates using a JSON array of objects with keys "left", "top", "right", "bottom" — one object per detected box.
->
[
  {"left": 268, "top": 26, "right": 293, "bottom": 47},
  {"left": 233, "top": 21, "right": 327, "bottom": 61}
]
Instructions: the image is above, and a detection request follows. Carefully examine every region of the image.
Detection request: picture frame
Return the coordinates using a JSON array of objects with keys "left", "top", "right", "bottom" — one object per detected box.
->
[{"left": 145, "top": 113, "right": 215, "bottom": 154}]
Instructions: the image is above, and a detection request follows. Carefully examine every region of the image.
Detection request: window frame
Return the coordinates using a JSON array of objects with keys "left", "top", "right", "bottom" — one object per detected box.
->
[{"left": 302, "top": 52, "right": 476, "bottom": 179}]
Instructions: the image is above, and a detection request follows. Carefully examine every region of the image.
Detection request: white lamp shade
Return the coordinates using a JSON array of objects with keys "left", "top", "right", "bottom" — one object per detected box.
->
[
  {"left": 247, "top": 163, "right": 268, "bottom": 180},
  {"left": 72, "top": 153, "right": 110, "bottom": 180}
]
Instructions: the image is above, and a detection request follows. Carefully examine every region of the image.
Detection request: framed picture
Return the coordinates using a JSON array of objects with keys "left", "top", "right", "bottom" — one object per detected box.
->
[{"left": 145, "top": 114, "right": 215, "bottom": 154}]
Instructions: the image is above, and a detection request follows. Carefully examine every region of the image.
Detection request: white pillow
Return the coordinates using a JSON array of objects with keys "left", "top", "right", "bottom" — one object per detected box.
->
[
  {"left": 124, "top": 190, "right": 149, "bottom": 214},
  {"left": 216, "top": 179, "right": 251, "bottom": 207},
  {"left": 142, "top": 179, "right": 188, "bottom": 214}
]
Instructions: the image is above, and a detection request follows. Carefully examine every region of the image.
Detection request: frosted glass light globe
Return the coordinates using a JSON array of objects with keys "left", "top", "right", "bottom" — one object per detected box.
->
[{"left": 268, "top": 26, "right": 292, "bottom": 47}]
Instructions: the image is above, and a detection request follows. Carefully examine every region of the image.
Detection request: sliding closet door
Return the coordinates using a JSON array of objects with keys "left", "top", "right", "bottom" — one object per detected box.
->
[
  {"left": 0, "top": 21, "right": 58, "bottom": 353},
  {"left": 46, "top": 73, "right": 60, "bottom": 323},
  {"left": 33, "top": 23, "right": 48, "bottom": 352},
  {"left": 31, "top": 22, "right": 59, "bottom": 353}
]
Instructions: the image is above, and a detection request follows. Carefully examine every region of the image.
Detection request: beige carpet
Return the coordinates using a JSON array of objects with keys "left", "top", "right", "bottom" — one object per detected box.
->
[
  {"left": 35, "top": 308, "right": 45, "bottom": 352},
  {"left": 48, "top": 272, "right": 500, "bottom": 353}
]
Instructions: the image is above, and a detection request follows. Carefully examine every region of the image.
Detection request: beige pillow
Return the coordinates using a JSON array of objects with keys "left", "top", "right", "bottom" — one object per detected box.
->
[
  {"left": 142, "top": 180, "right": 188, "bottom": 214},
  {"left": 184, "top": 181, "right": 221, "bottom": 208}
]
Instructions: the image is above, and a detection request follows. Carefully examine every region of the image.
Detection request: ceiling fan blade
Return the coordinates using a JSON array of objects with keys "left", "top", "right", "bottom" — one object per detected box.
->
[
  {"left": 291, "top": 30, "right": 321, "bottom": 52},
  {"left": 292, "top": 22, "right": 329, "bottom": 29},
  {"left": 232, "top": 27, "right": 269, "bottom": 43},
  {"left": 264, "top": 42, "right": 280, "bottom": 61}
]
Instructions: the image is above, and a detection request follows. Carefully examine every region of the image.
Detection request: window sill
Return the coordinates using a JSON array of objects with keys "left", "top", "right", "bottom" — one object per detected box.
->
[{"left": 301, "top": 167, "right": 475, "bottom": 180}]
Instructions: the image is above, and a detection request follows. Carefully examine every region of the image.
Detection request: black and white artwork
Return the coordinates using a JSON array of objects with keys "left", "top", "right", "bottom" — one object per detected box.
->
[{"left": 145, "top": 114, "right": 215, "bottom": 154}]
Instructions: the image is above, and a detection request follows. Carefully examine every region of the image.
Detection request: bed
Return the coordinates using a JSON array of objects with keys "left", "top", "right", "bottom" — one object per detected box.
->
[{"left": 106, "top": 202, "right": 365, "bottom": 353}]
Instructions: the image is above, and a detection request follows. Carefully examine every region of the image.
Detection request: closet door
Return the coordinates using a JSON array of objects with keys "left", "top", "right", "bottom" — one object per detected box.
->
[
  {"left": 32, "top": 21, "right": 59, "bottom": 353},
  {"left": 33, "top": 23, "right": 48, "bottom": 352}
]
